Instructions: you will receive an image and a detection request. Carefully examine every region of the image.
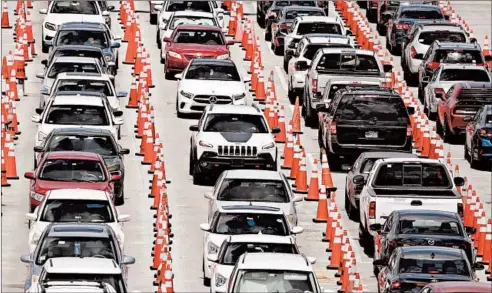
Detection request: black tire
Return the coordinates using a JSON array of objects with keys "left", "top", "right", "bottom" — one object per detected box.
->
[
  {"left": 156, "top": 31, "right": 161, "bottom": 49},
  {"left": 164, "top": 64, "right": 174, "bottom": 80},
  {"left": 283, "top": 58, "right": 288, "bottom": 72},
  {"left": 117, "top": 127, "right": 121, "bottom": 140},
  {"left": 327, "top": 152, "right": 341, "bottom": 172},
  {"left": 30, "top": 204, "right": 36, "bottom": 213},
  {"left": 304, "top": 98, "right": 317, "bottom": 128},
  {"left": 265, "top": 30, "right": 272, "bottom": 42},
  {"left": 202, "top": 259, "right": 211, "bottom": 286},
  {"left": 367, "top": 10, "right": 376, "bottom": 23},
  {"left": 115, "top": 192, "right": 125, "bottom": 206},
  {"left": 345, "top": 189, "right": 358, "bottom": 221},
  {"left": 436, "top": 117, "right": 443, "bottom": 135},
  {"left": 470, "top": 143, "right": 481, "bottom": 169},
  {"left": 192, "top": 160, "right": 206, "bottom": 185},
  {"left": 464, "top": 142, "right": 470, "bottom": 161},
  {"left": 287, "top": 85, "right": 296, "bottom": 104},
  {"left": 150, "top": 13, "right": 157, "bottom": 25},
  {"left": 189, "top": 150, "right": 194, "bottom": 175}
]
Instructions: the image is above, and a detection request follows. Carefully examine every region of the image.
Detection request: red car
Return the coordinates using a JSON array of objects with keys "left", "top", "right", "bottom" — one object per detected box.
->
[
  {"left": 420, "top": 281, "right": 491, "bottom": 293},
  {"left": 24, "top": 151, "right": 120, "bottom": 212},
  {"left": 162, "top": 24, "right": 234, "bottom": 79}
]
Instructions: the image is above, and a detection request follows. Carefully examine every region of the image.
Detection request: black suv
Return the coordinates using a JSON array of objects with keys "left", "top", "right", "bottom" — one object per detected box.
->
[{"left": 316, "top": 87, "right": 414, "bottom": 170}]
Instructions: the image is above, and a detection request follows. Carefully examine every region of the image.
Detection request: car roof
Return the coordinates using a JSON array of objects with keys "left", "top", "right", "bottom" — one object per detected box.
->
[
  {"left": 228, "top": 234, "right": 294, "bottom": 244},
  {"left": 342, "top": 88, "right": 399, "bottom": 96},
  {"left": 239, "top": 253, "right": 312, "bottom": 271},
  {"left": 46, "top": 189, "right": 110, "bottom": 201},
  {"left": 45, "top": 151, "right": 102, "bottom": 161},
  {"left": 52, "top": 56, "right": 99, "bottom": 64},
  {"left": 223, "top": 169, "right": 284, "bottom": 180},
  {"left": 47, "top": 223, "right": 111, "bottom": 238},
  {"left": 396, "top": 209, "right": 459, "bottom": 219},
  {"left": 54, "top": 91, "right": 106, "bottom": 98},
  {"left": 55, "top": 72, "right": 109, "bottom": 80},
  {"left": 296, "top": 16, "right": 339, "bottom": 23},
  {"left": 43, "top": 257, "right": 121, "bottom": 274},
  {"left": 206, "top": 104, "right": 262, "bottom": 115},
  {"left": 282, "top": 6, "right": 322, "bottom": 12},
  {"left": 318, "top": 48, "right": 375, "bottom": 56},
  {"left": 217, "top": 204, "right": 283, "bottom": 214},
  {"left": 326, "top": 77, "right": 383, "bottom": 85},
  {"left": 359, "top": 151, "right": 418, "bottom": 160},
  {"left": 52, "top": 95, "right": 104, "bottom": 107},
  {"left": 425, "top": 281, "right": 492, "bottom": 292},
  {"left": 59, "top": 22, "right": 107, "bottom": 31},
  {"left": 172, "top": 10, "right": 215, "bottom": 17},
  {"left": 51, "top": 127, "right": 113, "bottom": 136},
  {"left": 400, "top": 246, "right": 465, "bottom": 259},
  {"left": 376, "top": 157, "right": 444, "bottom": 164},
  {"left": 439, "top": 64, "right": 489, "bottom": 70},
  {"left": 420, "top": 24, "right": 465, "bottom": 32},
  {"left": 191, "top": 58, "right": 235, "bottom": 66},
  {"left": 53, "top": 45, "right": 104, "bottom": 53},
  {"left": 175, "top": 24, "right": 222, "bottom": 31}
]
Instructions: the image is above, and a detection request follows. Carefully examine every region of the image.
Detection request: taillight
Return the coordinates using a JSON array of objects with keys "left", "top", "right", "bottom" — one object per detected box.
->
[
  {"left": 458, "top": 202, "right": 464, "bottom": 218},
  {"left": 434, "top": 88, "right": 446, "bottom": 99},
  {"left": 396, "top": 24, "right": 410, "bottom": 30},
  {"left": 329, "top": 122, "right": 337, "bottom": 135},
  {"left": 426, "top": 62, "right": 440, "bottom": 70},
  {"left": 391, "top": 281, "right": 401, "bottom": 289},
  {"left": 410, "top": 47, "right": 417, "bottom": 58},
  {"left": 369, "top": 201, "right": 376, "bottom": 219},
  {"left": 312, "top": 78, "right": 318, "bottom": 93}
]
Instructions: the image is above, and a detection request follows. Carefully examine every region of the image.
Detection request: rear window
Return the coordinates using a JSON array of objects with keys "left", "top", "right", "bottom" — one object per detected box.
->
[
  {"left": 374, "top": 163, "right": 451, "bottom": 187},
  {"left": 325, "top": 83, "right": 381, "bottom": 101},
  {"left": 203, "top": 114, "right": 269, "bottom": 133},
  {"left": 418, "top": 31, "right": 467, "bottom": 45},
  {"left": 434, "top": 49, "right": 484, "bottom": 64},
  {"left": 169, "top": 16, "right": 217, "bottom": 30},
  {"left": 317, "top": 53, "right": 381, "bottom": 73},
  {"left": 48, "top": 62, "right": 99, "bottom": 79},
  {"left": 56, "top": 80, "right": 114, "bottom": 96},
  {"left": 45, "top": 106, "right": 109, "bottom": 126},
  {"left": 221, "top": 243, "right": 297, "bottom": 265},
  {"left": 398, "top": 257, "right": 470, "bottom": 276},
  {"left": 166, "top": 1, "right": 211, "bottom": 12},
  {"left": 440, "top": 69, "right": 490, "bottom": 82},
  {"left": 336, "top": 95, "right": 409, "bottom": 122},
  {"left": 398, "top": 217, "right": 462, "bottom": 236},
  {"left": 173, "top": 29, "right": 224, "bottom": 45},
  {"left": 56, "top": 30, "right": 109, "bottom": 49},
  {"left": 285, "top": 10, "right": 324, "bottom": 19},
  {"left": 361, "top": 158, "right": 377, "bottom": 173},
  {"left": 50, "top": 1, "right": 99, "bottom": 15},
  {"left": 217, "top": 179, "right": 289, "bottom": 203},
  {"left": 297, "top": 22, "right": 342, "bottom": 35},
  {"left": 54, "top": 50, "right": 104, "bottom": 65},
  {"left": 400, "top": 9, "right": 443, "bottom": 20},
  {"left": 303, "top": 43, "right": 351, "bottom": 60},
  {"left": 213, "top": 213, "right": 289, "bottom": 236}
]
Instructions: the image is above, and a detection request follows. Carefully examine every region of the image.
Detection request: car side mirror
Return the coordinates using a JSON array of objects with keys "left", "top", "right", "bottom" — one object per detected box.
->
[
  {"left": 352, "top": 175, "right": 365, "bottom": 185},
  {"left": 117, "top": 91, "right": 127, "bottom": 98},
  {"left": 204, "top": 191, "right": 213, "bottom": 199},
  {"left": 163, "top": 37, "right": 171, "bottom": 43},
  {"left": 41, "top": 59, "right": 48, "bottom": 66},
  {"left": 33, "top": 146, "right": 43, "bottom": 152},
  {"left": 110, "top": 174, "right": 122, "bottom": 182},
  {"left": 406, "top": 106, "right": 415, "bottom": 115},
  {"left": 271, "top": 127, "right": 281, "bottom": 134},
  {"left": 485, "top": 55, "right": 492, "bottom": 62},
  {"left": 121, "top": 255, "right": 136, "bottom": 265},
  {"left": 102, "top": 11, "right": 110, "bottom": 16},
  {"left": 463, "top": 116, "right": 473, "bottom": 122},
  {"left": 174, "top": 73, "right": 182, "bottom": 80},
  {"left": 306, "top": 256, "right": 316, "bottom": 265},
  {"left": 472, "top": 262, "right": 485, "bottom": 270},
  {"left": 119, "top": 148, "right": 130, "bottom": 155},
  {"left": 107, "top": 6, "right": 115, "bottom": 11},
  {"left": 35, "top": 108, "right": 44, "bottom": 115},
  {"left": 470, "top": 37, "right": 477, "bottom": 43},
  {"left": 200, "top": 223, "right": 211, "bottom": 232},
  {"left": 114, "top": 118, "right": 124, "bottom": 125},
  {"left": 415, "top": 53, "right": 424, "bottom": 59},
  {"left": 118, "top": 214, "right": 131, "bottom": 222},
  {"left": 113, "top": 110, "right": 123, "bottom": 117},
  {"left": 111, "top": 42, "right": 121, "bottom": 49},
  {"left": 20, "top": 254, "right": 33, "bottom": 263},
  {"left": 268, "top": 15, "right": 276, "bottom": 20},
  {"left": 454, "top": 176, "right": 465, "bottom": 187},
  {"left": 293, "top": 195, "right": 303, "bottom": 203},
  {"left": 287, "top": 42, "right": 296, "bottom": 49},
  {"left": 422, "top": 76, "right": 430, "bottom": 83},
  {"left": 189, "top": 125, "right": 199, "bottom": 131},
  {"left": 36, "top": 73, "right": 44, "bottom": 79},
  {"left": 346, "top": 29, "right": 353, "bottom": 36},
  {"left": 286, "top": 50, "right": 294, "bottom": 56},
  {"left": 226, "top": 40, "right": 235, "bottom": 46},
  {"left": 296, "top": 61, "right": 308, "bottom": 71},
  {"left": 31, "top": 114, "right": 42, "bottom": 123},
  {"left": 315, "top": 103, "right": 329, "bottom": 112},
  {"left": 25, "top": 213, "right": 38, "bottom": 221},
  {"left": 45, "top": 39, "right": 53, "bottom": 46},
  {"left": 373, "top": 259, "right": 387, "bottom": 266},
  {"left": 40, "top": 88, "right": 50, "bottom": 95},
  {"left": 207, "top": 254, "right": 218, "bottom": 262},
  {"left": 370, "top": 223, "right": 382, "bottom": 232},
  {"left": 24, "top": 171, "right": 35, "bottom": 180},
  {"left": 39, "top": 8, "right": 47, "bottom": 14},
  {"left": 291, "top": 226, "right": 304, "bottom": 234},
  {"left": 465, "top": 226, "right": 476, "bottom": 235},
  {"left": 383, "top": 64, "right": 393, "bottom": 73}
]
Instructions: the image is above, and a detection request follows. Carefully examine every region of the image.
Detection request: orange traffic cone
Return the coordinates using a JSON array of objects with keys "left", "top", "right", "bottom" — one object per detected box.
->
[
  {"left": 288, "top": 143, "right": 302, "bottom": 180},
  {"left": 1, "top": 1, "right": 11, "bottom": 28},
  {"left": 227, "top": 7, "right": 237, "bottom": 36},
  {"left": 305, "top": 159, "right": 320, "bottom": 201},
  {"left": 275, "top": 105, "right": 287, "bottom": 143},
  {"left": 281, "top": 128, "right": 294, "bottom": 169},
  {"left": 294, "top": 152, "right": 308, "bottom": 193},
  {"left": 4, "top": 134, "right": 19, "bottom": 179},
  {"left": 327, "top": 226, "right": 343, "bottom": 269},
  {"left": 321, "top": 149, "right": 337, "bottom": 192},
  {"left": 254, "top": 67, "right": 266, "bottom": 102},
  {"left": 1, "top": 150, "right": 10, "bottom": 187},
  {"left": 313, "top": 185, "right": 329, "bottom": 223},
  {"left": 126, "top": 77, "right": 139, "bottom": 108},
  {"left": 123, "top": 30, "right": 139, "bottom": 64}
]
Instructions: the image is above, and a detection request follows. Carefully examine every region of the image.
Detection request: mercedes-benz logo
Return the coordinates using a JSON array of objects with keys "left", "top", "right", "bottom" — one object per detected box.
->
[
  {"left": 209, "top": 96, "right": 218, "bottom": 104},
  {"left": 428, "top": 239, "right": 435, "bottom": 245}
]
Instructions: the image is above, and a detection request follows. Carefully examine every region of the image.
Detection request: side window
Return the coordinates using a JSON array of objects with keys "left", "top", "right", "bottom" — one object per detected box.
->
[
  {"left": 474, "top": 108, "right": 483, "bottom": 122},
  {"left": 446, "top": 85, "right": 455, "bottom": 99},
  {"left": 382, "top": 214, "right": 393, "bottom": 233},
  {"left": 388, "top": 253, "right": 397, "bottom": 271},
  {"left": 296, "top": 41, "right": 305, "bottom": 56}
]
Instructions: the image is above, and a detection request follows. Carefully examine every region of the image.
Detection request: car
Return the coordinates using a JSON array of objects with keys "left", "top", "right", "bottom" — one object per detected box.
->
[
  {"left": 161, "top": 24, "right": 234, "bottom": 79},
  {"left": 371, "top": 210, "right": 476, "bottom": 268},
  {"left": 33, "top": 127, "right": 130, "bottom": 203},
  {"left": 39, "top": 0, "right": 109, "bottom": 53},
  {"left": 50, "top": 22, "right": 121, "bottom": 72},
  {"left": 189, "top": 104, "right": 280, "bottom": 184},
  {"left": 23, "top": 151, "right": 121, "bottom": 212},
  {"left": 385, "top": 4, "right": 446, "bottom": 55},
  {"left": 204, "top": 169, "right": 304, "bottom": 226},
  {"left": 266, "top": 5, "right": 325, "bottom": 42},
  {"left": 174, "top": 59, "right": 247, "bottom": 117},
  {"left": 402, "top": 22, "right": 471, "bottom": 84},
  {"left": 420, "top": 281, "right": 492, "bottom": 293},
  {"left": 27, "top": 281, "right": 120, "bottom": 293},
  {"left": 226, "top": 252, "right": 321, "bottom": 293},
  {"left": 417, "top": 42, "right": 490, "bottom": 100},
  {"left": 423, "top": 65, "right": 491, "bottom": 119},
  {"left": 20, "top": 222, "right": 134, "bottom": 290},
  {"left": 157, "top": 10, "right": 219, "bottom": 49},
  {"left": 399, "top": 18, "right": 444, "bottom": 53},
  {"left": 31, "top": 92, "right": 124, "bottom": 146},
  {"left": 27, "top": 257, "right": 130, "bottom": 293},
  {"left": 156, "top": 1, "right": 224, "bottom": 31},
  {"left": 24, "top": 189, "right": 130, "bottom": 253},
  {"left": 280, "top": 15, "right": 350, "bottom": 56},
  {"left": 149, "top": 0, "right": 165, "bottom": 24},
  {"left": 464, "top": 104, "right": 492, "bottom": 168},
  {"left": 357, "top": 158, "right": 465, "bottom": 249},
  {"left": 436, "top": 82, "right": 492, "bottom": 142},
  {"left": 285, "top": 34, "right": 354, "bottom": 102},
  {"left": 258, "top": 0, "right": 318, "bottom": 28},
  {"left": 41, "top": 72, "right": 127, "bottom": 111},
  {"left": 374, "top": 246, "right": 483, "bottom": 293},
  {"left": 209, "top": 235, "right": 300, "bottom": 293},
  {"left": 199, "top": 205, "right": 304, "bottom": 286},
  {"left": 344, "top": 151, "right": 418, "bottom": 221},
  {"left": 376, "top": 1, "right": 440, "bottom": 34},
  {"left": 317, "top": 87, "right": 413, "bottom": 170}
]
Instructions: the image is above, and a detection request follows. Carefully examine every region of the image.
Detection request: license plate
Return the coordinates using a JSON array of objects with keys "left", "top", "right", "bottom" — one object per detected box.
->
[
  {"left": 365, "top": 131, "right": 378, "bottom": 138},
  {"left": 231, "top": 159, "right": 243, "bottom": 166}
]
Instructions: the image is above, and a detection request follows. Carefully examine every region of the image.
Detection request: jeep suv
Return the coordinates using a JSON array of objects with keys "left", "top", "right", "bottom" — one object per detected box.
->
[
  {"left": 317, "top": 87, "right": 414, "bottom": 170},
  {"left": 189, "top": 104, "right": 280, "bottom": 184}
]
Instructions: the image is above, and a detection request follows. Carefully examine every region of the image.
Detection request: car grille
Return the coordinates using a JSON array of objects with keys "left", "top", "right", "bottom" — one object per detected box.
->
[
  {"left": 193, "top": 95, "right": 232, "bottom": 105},
  {"left": 184, "top": 54, "right": 216, "bottom": 60},
  {"left": 217, "top": 145, "right": 258, "bottom": 157}
]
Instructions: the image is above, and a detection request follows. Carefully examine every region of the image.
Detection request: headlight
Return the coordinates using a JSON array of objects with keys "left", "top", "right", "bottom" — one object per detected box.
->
[
  {"left": 262, "top": 142, "right": 275, "bottom": 150},
  {"left": 44, "top": 22, "right": 56, "bottom": 31},
  {"left": 199, "top": 140, "right": 213, "bottom": 148},
  {"left": 207, "top": 242, "right": 219, "bottom": 255},
  {"left": 232, "top": 93, "right": 246, "bottom": 100},
  {"left": 104, "top": 55, "right": 112, "bottom": 62},
  {"left": 215, "top": 273, "right": 227, "bottom": 287},
  {"left": 216, "top": 54, "right": 230, "bottom": 60},
  {"left": 288, "top": 214, "right": 295, "bottom": 224},
  {"left": 168, "top": 51, "right": 182, "bottom": 59},
  {"left": 30, "top": 192, "right": 45, "bottom": 202},
  {"left": 37, "top": 132, "right": 47, "bottom": 142},
  {"left": 179, "top": 90, "right": 194, "bottom": 99}
]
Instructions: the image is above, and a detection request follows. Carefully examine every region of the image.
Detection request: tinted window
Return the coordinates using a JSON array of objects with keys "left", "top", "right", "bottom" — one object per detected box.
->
[
  {"left": 166, "top": 1, "right": 211, "bottom": 12},
  {"left": 297, "top": 22, "right": 342, "bottom": 35},
  {"left": 48, "top": 62, "right": 99, "bottom": 78},
  {"left": 203, "top": 114, "right": 269, "bottom": 133},
  {"left": 50, "top": 1, "right": 98, "bottom": 14},
  {"left": 47, "top": 135, "right": 117, "bottom": 156},
  {"left": 56, "top": 31, "right": 108, "bottom": 48},
  {"left": 217, "top": 179, "right": 289, "bottom": 203},
  {"left": 434, "top": 49, "right": 484, "bottom": 64},
  {"left": 418, "top": 31, "right": 467, "bottom": 45},
  {"left": 400, "top": 9, "right": 443, "bottom": 19},
  {"left": 398, "top": 217, "right": 461, "bottom": 236},
  {"left": 56, "top": 80, "right": 114, "bottom": 96},
  {"left": 213, "top": 213, "right": 289, "bottom": 235},
  {"left": 374, "top": 163, "right": 451, "bottom": 187},
  {"left": 39, "top": 159, "right": 106, "bottom": 182},
  {"left": 398, "top": 257, "right": 470, "bottom": 276},
  {"left": 233, "top": 270, "right": 315, "bottom": 292},
  {"left": 317, "top": 54, "right": 380, "bottom": 73},
  {"left": 440, "top": 69, "right": 490, "bottom": 82},
  {"left": 185, "top": 64, "right": 240, "bottom": 81},
  {"left": 222, "top": 243, "right": 296, "bottom": 265},
  {"left": 40, "top": 199, "right": 114, "bottom": 223},
  {"left": 169, "top": 16, "right": 216, "bottom": 30},
  {"left": 337, "top": 96, "right": 409, "bottom": 122},
  {"left": 327, "top": 84, "right": 381, "bottom": 101},
  {"left": 285, "top": 10, "right": 324, "bottom": 19},
  {"left": 173, "top": 29, "right": 224, "bottom": 45},
  {"left": 54, "top": 50, "right": 105, "bottom": 65},
  {"left": 45, "top": 106, "right": 109, "bottom": 126},
  {"left": 44, "top": 274, "right": 125, "bottom": 293}
]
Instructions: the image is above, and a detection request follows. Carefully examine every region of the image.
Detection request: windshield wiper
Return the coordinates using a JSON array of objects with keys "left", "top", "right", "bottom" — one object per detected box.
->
[
  {"left": 39, "top": 177, "right": 69, "bottom": 182},
  {"left": 70, "top": 178, "right": 97, "bottom": 183}
]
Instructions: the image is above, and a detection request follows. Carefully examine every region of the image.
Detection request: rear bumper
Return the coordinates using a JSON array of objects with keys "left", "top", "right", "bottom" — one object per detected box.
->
[
  {"left": 196, "top": 152, "right": 277, "bottom": 175},
  {"left": 329, "top": 137, "right": 413, "bottom": 157}
]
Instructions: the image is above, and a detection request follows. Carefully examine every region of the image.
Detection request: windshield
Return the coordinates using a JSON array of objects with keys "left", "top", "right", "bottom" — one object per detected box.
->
[
  {"left": 418, "top": 31, "right": 467, "bottom": 45},
  {"left": 398, "top": 257, "right": 470, "bottom": 276},
  {"left": 56, "top": 31, "right": 108, "bottom": 48},
  {"left": 374, "top": 163, "right": 451, "bottom": 187},
  {"left": 40, "top": 199, "right": 114, "bottom": 223},
  {"left": 173, "top": 29, "right": 224, "bottom": 45},
  {"left": 203, "top": 114, "right": 269, "bottom": 133},
  {"left": 36, "top": 237, "right": 116, "bottom": 265},
  {"left": 297, "top": 22, "right": 342, "bottom": 35},
  {"left": 398, "top": 217, "right": 462, "bottom": 236},
  {"left": 337, "top": 96, "right": 409, "bottom": 122},
  {"left": 47, "top": 135, "right": 117, "bottom": 156},
  {"left": 185, "top": 64, "right": 240, "bottom": 81},
  {"left": 213, "top": 213, "right": 289, "bottom": 235},
  {"left": 285, "top": 10, "right": 324, "bottom": 19},
  {"left": 233, "top": 270, "right": 315, "bottom": 292},
  {"left": 222, "top": 243, "right": 297, "bottom": 265},
  {"left": 400, "top": 9, "right": 443, "bottom": 19},
  {"left": 48, "top": 62, "right": 99, "bottom": 79},
  {"left": 304, "top": 44, "right": 350, "bottom": 60},
  {"left": 275, "top": 1, "right": 316, "bottom": 7},
  {"left": 45, "top": 106, "right": 109, "bottom": 126},
  {"left": 440, "top": 69, "right": 490, "bottom": 82},
  {"left": 317, "top": 53, "right": 381, "bottom": 73},
  {"left": 434, "top": 49, "right": 484, "bottom": 64},
  {"left": 217, "top": 179, "right": 289, "bottom": 203},
  {"left": 43, "top": 273, "right": 125, "bottom": 293},
  {"left": 56, "top": 80, "right": 114, "bottom": 96},
  {"left": 166, "top": 1, "right": 211, "bottom": 12},
  {"left": 39, "top": 159, "right": 106, "bottom": 182},
  {"left": 169, "top": 16, "right": 216, "bottom": 30},
  {"left": 54, "top": 50, "right": 105, "bottom": 66},
  {"left": 50, "top": 1, "right": 99, "bottom": 15}
]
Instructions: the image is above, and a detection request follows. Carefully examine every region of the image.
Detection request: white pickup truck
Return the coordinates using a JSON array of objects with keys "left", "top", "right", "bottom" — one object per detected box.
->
[{"left": 357, "top": 158, "right": 465, "bottom": 249}]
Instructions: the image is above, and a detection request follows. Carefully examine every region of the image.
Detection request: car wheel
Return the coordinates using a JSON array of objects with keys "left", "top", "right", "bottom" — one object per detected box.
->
[
  {"left": 287, "top": 81, "right": 296, "bottom": 104},
  {"left": 115, "top": 192, "right": 125, "bottom": 206},
  {"left": 327, "top": 151, "right": 341, "bottom": 172},
  {"left": 318, "top": 128, "right": 324, "bottom": 148},
  {"left": 164, "top": 64, "right": 173, "bottom": 80},
  {"left": 192, "top": 161, "right": 205, "bottom": 185},
  {"left": 344, "top": 189, "right": 351, "bottom": 215},
  {"left": 202, "top": 259, "right": 211, "bottom": 286},
  {"left": 418, "top": 85, "right": 424, "bottom": 101},
  {"left": 160, "top": 50, "right": 165, "bottom": 64},
  {"left": 265, "top": 30, "right": 272, "bottom": 41},
  {"left": 189, "top": 149, "right": 194, "bottom": 175},
  {"left": 157, "top": 31, "right": 161, "bottom": 49},
  {"left": 30, "top": 204, "right": 36, "bottom": 213},
  {"left": 470, "top": 143, "right": 481, "bottom": 169},
  {"left": 367, "top": 10, "right": 376, "bottom": 22},
  {"left": 117, "top": 126, "right": 121, "bottom": 140},
  {"left": 304, "top": 99, "right": 316, "bottom": 128},
  {"left": 150, "top": 13, "right": 157, "bottom": 25},
  {"left": 273, "top": 45, "right": 282, "bottom": 56},
  {"left": 436, "top": 117, "right": 443, "bottom": 135},
  {"left": 33, "top": 154, "right": 37, "bottom": 169}
]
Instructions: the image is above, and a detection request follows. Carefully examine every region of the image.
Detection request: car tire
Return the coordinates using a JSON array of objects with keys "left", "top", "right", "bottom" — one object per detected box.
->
[
  {"left": 192, "top": 161, "right": 206, "bottom": 185},
  {"left": 345, "top": 189, "right": 358, "bottom": 222},
  {"left": 304, "top": 98, "right": 317, "bottom": 128},
  {"left": 156, "top": 31, "right": 161, "bottom": 49},
  {"left": 150, "top": 13, "right": 157, "bottom": 25},
  {"left": 470, "top": 142, "right": 481, "bottom": 169},
  {"left": 189, "top": 149, "right": 194, "bottom": 175},
  {"left": 115, "top": 192, "right": 125, "bottom": 206},
  {"left": 117, "top": 126, "right": 121, "bottom": 140},
  {"left": 265, "top": 30, "right": 272, "bottom": 42},
  {"left": 202, "top": 259, "right": 211, "bottom": 286},
  {"left": 327, "top": 152, "right": 341, "bottom": 172},
  {"left": 33, "top": 154, "right": 37, "bottom": 169},
  {"left": 30, "top": 204, "right": 36, "bottom": 213},
  {"left": 367, "top": 10, "right": 376, "bottom": 23},
  {"left": 436, "top": 117, "right": 443, "bottom": 135},
  {"left": 164, "top": 63, "right": 173, "bottom": 80},
  {"left": 273, "top": 44, "right": 282, "bottom": 56},
  {"left": 464, "top": 142, "right": 470, "bottom": 161}
]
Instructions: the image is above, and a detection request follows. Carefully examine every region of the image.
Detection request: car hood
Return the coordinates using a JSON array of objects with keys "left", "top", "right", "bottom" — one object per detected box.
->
[
  {"left": 45, "top": 14, "right": 105, "bottom": 26},
  {"left": 34, "top": 179, "right": 109, "bottom": 194},
  {"left": 180, "top": 80, "right": 245, "bottom": 95},
  {"left": 215, "top": 201, "right": 293, "bottom": 220},
  {"left": 197, "top": 132, "right": 274, "bottom": 146},
  {"left": 169, "top": 43, "right": 228, "bottom": 54}
]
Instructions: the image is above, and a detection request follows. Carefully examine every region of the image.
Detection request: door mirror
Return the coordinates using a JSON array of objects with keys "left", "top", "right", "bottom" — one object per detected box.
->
[
  {"left": 119, "top": 148, "right": 130, "bottom": 155},
  {"left": 102, "top": 11, "right": 110, "bottom": 16},
  {"left": 415, "top": 53, "right": 424, "bottom": 59},
  {"left": 121, "top": 255, "right": 136, "bottom": 265},
  {"left": 207, "top": 255, "right": 218, "bottom": 262},
  {"left": 268, "top": 14, "right": 276, "bottom": 20},
  {"left": 204, "top": 191, "right": 213, "bottom": 199},
  {"left": 226, "top": 40, "right": 235, "bottom": 46},
  {"left": 271, "top": 127, "right": 281, "bottom": 134},
  {"left": 293, "top": 195, "right": 303, "bottom": 202},
  {"left": 306, "top": 256, "right": 316, "bottom": 264},
  {"left": 107, "top": 61, "right": 116, "bottom": 67},
  {"left": 35, "top": 108, "right": 44, "bottom": 115},
  {"left": 422, "top": 76, "right": 430, "bottom": 83},
  {"left": 316, "top": 103, "right": 329, "bottom": 112},
  {"left": 352, "top": 175, "right": 365, "bottom": 185},
  {"left": 24, "top": 171, "right": 35, "bottom": 180},
  {"left": 113, "top": 35, "right": 122, "bottom": 41},
  {"left": 383, "top": 64, "right": 393, "bottom": 72},
  {"left": 285, "top": 50, "right": 294, "bottom": 56},
  {"left": 472, "top": 262, "right": 485, "bottom": 270},
  {"left": 470, "top": 37, "right": 477, "bottom": 43},
  {"left": 373, "top": 259, "right": 387, "bottom": 266},
  {"left": 118, "top": 214, "right": 131, "bottom": 222},
  {"left": 346, "top": 29, "right": 353, "bottom": 36},
  {"left": 39, "top": 8, "right": 47, "bottom": 14},
  {"left": 200, "top": 223, "right": 211, "bottom": 232},
  {"left": 406, "top": 106, "right": 415, "bottom": 115},
  {"left": 33, "top": 146, "right": 43, "bottom": 152},
  {"left": 20, "top": 254, "right": 33, "bottom": 263},
  {"left": 341, "top": 165, "right": 352, "bottom": 171},
  {"left": 25, "top": 213, "right": 38, "bottom": 221},
  {"left": 291, "top": 226, "right": 304, "bottom": 234},
  {"left": 41, "top": 59, "right": 48, "bottom": 66},
  {"left": 31, "top": 115, "right": 42, "bottom": 123},
  {"left": 174, "top": 73, "right": 183, "bottom": 80},
  {"left": 465, "top": 226, "right": 476, "bottom": 234},
  {"left": 288, "top": 42, "right": 296, "bottom": 49},
  {"left": 107, "top": 6, "right": 115, "bottom": 11},
  {"left": 163, "top": 37, "right": 171, "bottom": 43},
  {"left": 45, "top": 39, "right": 53, "bottom": 46},
  {"left": 370, "top": 223, "right": 382, "bottom": 232},
  {"left": 113, "top": 110, "right": 123, "bottom": 117},
  {"left": 111, "top": 42, "right": 121, "bottom": 49},
  {"left": 189, "top": 125, "right": 199, "bottom": 131},
  {"left": 117, "top": 91, "right": 128, "bottom": 98},
  {"left": 296, "top": 61, "right": 308, "bottom": 71},
  {"left": 114, "top": 118, "right": 124, "bottom": 125},
  {"left": 453, "top": 176, "right": 465, "bottom": 187},
  {"left": 463, "top": 116, "right": 473, "bottom": 122},
  {"left": 40, "top": 88, "right": 50, "bottom": 95},
  {"left": 110, "top": 174, "right": 122, "bottom": 182},
  {"left": 36, "top": 73, "right": 45, "bottom": 79}
]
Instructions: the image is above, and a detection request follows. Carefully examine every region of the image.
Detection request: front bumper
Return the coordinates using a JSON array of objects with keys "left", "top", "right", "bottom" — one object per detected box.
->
[
  {"left": 177, "top": 94, "right": 245, "bottom": 114},
  {"left": 196, "top": 152, "right": 276, "bottom": 175},
  {"left": 166, "top": 55, "right": 190, "bottom": 72},
  {"left": 43, "top": 27, "right": 56, "bottom": 42}
]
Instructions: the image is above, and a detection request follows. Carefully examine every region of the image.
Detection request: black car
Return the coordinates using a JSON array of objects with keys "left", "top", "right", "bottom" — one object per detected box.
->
[
  {"left": 33, "top": 127, "right": 130, "bottom": 205},
  {"left": 344, "top": 151, "right": 418, "bottom": 221},
  {"left": 464, "top": 104, "right": 492, "bottom": 169},
  {"left": 267, "top": 5, "right": 325, "bottom": 42},
  {"left": 370, "top": 210, "right": 476, "bottom": 267},
  {"left": 262, "top": 0, "right": 317, "bottom": 31},
  {"left": 374, "top": 246, "right": 483, "bottom": 293}
]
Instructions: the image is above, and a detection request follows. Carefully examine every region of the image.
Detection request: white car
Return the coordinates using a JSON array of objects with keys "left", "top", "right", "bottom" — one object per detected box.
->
[
  {"left": 209, "top": 234, "right": 300, "bottom": 293},
  {"left": 175, "top": 59, "right": 247, "bottom": 117},
  {"left": 40, "top": 0, "right": 109, "bottom": 53},
  {"left": 31, "top": 92, "right": 124, "bottom": 146},
  {"left": 41, "top": 72, "right": 126, "bottom": 111},
  {"left": 204, "top": 169, "right": 303, "bottom": 227},
  {"left": 25, "top": 188, "right": 130, "bottom": 253},
  {"left": 226, "top": 253, "right": 321, "bottom": 293},
  {"left": 199, "top": 205, "right": 304, "bottom": 286}
]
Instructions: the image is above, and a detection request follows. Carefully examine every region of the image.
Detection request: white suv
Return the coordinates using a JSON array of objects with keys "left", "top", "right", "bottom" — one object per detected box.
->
[{"left": 189, "top": 104, "right": 280, "bottom": 184}]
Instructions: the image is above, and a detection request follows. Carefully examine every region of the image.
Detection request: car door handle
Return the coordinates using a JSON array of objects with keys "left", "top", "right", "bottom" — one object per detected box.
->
[{"left": 410, "top": 200, "right": 422, "bottom": 206}]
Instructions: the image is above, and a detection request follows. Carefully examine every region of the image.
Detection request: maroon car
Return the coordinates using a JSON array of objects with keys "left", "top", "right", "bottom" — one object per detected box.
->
[
  {"left": 162, "top": 24, "right": 234, "bottom": 79},
  {"left": 24, "top": 151, "right": 120, "bottom": 212},
  {"left": 420, "top": 281, "right": 491, "bottom": 293}
]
